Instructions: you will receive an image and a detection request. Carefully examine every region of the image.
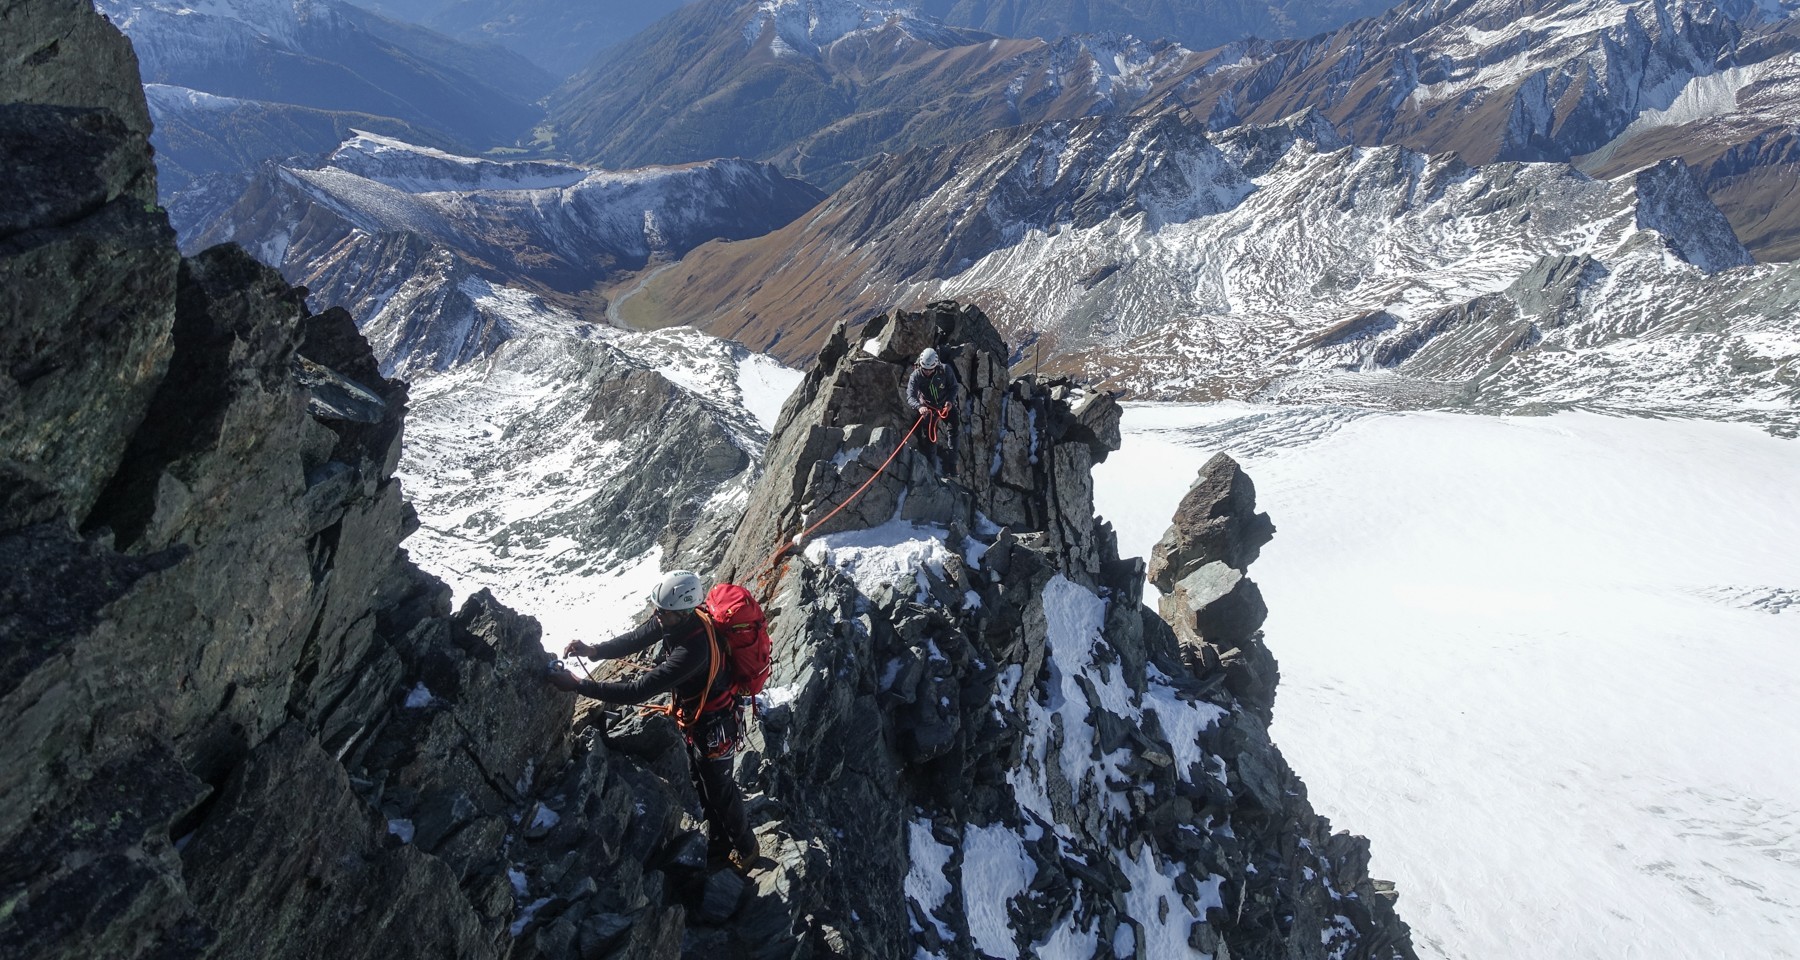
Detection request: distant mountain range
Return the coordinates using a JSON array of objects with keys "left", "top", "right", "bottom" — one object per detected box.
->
[
  {"left": 912, "top": 0, "right": 1404, "bottom": 47},
  {"left": 548, "top": 0, "right": 1007, "bottom": 189},
  {"left": 1144, "top": 0, "right": 1800, "bottom": 259},
  {"left": 544, "top": 0, "right": 1412, "bottom": 190},
  {"left": 621, "top": 109, "right": 1798, "bottom": 424},
  {"left": 545, "top": 0, "right": 1800, "bottom": 261},
  {"left": 98, "top": 0, "right": 555, "bottom": 201},
  {"left": 352, "top": 0, "right": 695, "bottom": 75},
  {"left": 181, "top": 133, "right": 823, "bottom": 374}
]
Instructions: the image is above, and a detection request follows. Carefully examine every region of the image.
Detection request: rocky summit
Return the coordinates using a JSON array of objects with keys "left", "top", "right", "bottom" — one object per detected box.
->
[{"left": 4, "top": 3, "right": 1413, "bottom": 959}]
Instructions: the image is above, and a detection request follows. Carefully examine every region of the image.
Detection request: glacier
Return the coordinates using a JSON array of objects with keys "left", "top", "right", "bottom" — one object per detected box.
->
[{"left": 1094, "top": 403, "right": 1800, "bottom": 960}]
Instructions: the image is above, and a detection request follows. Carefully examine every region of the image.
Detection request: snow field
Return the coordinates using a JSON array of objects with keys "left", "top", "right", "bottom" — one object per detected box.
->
[
  {"left": 737, "top": 352, "right": 806, "bottom": 432},
  {"left": 1092, "top": 403, "right": 1800, "bottom": 960}
]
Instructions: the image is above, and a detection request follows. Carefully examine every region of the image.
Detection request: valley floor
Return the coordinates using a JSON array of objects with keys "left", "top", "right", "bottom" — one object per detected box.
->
[{"left": 1093, "top": 404, "right": 1800, "bottom": 960}]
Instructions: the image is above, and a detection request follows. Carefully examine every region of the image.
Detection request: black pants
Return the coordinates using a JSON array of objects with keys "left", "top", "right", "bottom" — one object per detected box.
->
[{"left": 688, "top": 707, "right": 753, "bottom": 853}]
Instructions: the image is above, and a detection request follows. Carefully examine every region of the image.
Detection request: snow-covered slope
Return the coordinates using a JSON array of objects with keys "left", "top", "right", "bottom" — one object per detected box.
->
[
  {"left": 397, "top": 303, "right": 803, "bottom": 649},
  {"left": 641, "top": 112, "right": 1799, "bottom": 427},
  {"left": 183, "top": 133, "right": 823, "bottom": 375},
  {"left": 1094, "top": 403, "right": 1800, "bottom": 960}
]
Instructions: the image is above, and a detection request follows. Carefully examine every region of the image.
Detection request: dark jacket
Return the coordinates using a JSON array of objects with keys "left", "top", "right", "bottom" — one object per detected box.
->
[
  {"left": 572, "top": 612, "right": 730, "bottom": 710},
  {"left": 906, "top": 363, "right": 958, "bottom": 410}
]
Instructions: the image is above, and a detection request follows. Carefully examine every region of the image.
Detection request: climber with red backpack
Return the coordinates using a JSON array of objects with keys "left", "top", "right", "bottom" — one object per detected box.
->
[{"left": 546, "top": 570, "right": 772, "bottom": 871}]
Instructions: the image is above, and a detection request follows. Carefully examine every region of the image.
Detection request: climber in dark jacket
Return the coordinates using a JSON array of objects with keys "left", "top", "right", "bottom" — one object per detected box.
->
[
  {"left": 905, "top": 347, "right": 959, "bottom": 476},
  {"left": 547, "top": 570, "right": 759, "bottom": 869}
]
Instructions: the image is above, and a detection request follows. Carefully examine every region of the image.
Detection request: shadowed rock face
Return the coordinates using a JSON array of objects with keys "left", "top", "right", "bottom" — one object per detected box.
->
[{"left": 0, "top": 5, "right": 718, "bottom": 959}]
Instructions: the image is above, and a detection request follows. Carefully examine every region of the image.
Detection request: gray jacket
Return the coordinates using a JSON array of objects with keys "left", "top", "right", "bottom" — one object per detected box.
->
[{"left": 905, "top": 363, "right": 958, "bottom": 410}]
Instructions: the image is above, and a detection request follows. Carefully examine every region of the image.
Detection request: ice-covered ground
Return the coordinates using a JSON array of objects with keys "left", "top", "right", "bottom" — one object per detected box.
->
[{"left": 1092, "top": 403, "right": 1800, "bottom": 960}]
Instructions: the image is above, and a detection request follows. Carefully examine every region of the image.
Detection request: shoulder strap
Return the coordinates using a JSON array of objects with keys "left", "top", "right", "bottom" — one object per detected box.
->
[{"left": 685, "top": 610, "right": 723, "bottom": 724}]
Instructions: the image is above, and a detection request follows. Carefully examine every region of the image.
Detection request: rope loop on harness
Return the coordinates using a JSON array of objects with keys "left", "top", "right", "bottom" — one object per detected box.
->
[{"left": 922, "top": 403, "right": 949, "bottom": 445}]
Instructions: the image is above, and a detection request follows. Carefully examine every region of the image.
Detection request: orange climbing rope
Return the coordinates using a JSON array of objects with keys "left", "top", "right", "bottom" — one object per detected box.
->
[
  {"left": 575, "top": 412, "right": 932, "bottom": 689},
  {"left": 748, "top": 411, "right": 928, "bottom": 594},
  {"left": 921, "top": 402, "right": 949, "bottom": 446}
]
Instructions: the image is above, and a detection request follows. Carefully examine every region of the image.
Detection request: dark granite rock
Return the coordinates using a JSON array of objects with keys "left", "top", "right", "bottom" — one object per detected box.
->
[{"left": 0, "top": 3, "right": 1414, "bottom": 955}]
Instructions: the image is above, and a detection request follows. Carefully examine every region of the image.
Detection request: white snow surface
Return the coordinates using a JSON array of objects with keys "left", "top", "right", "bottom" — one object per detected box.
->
[
  {"left": 961, "top": 823, "right": 1036, "bottom": 960},
  {"left": 734, "top": 350, "right": 804, "bottom": 432},
  {"left": 905, "top": 819, "right": 956, "bottom": 943},
  {"left": 1092, "top": 402, "right": 1800, "bottom": 960},
  {"left": 802, "top": 518, "right": 959, "bottom": 600}
]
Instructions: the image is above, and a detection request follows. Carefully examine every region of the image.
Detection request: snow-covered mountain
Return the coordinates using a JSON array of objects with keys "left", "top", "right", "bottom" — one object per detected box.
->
[
  {"left": 1153, "top": 0, "right": 1800, "bottom": 258},
  {"left": 631, "top": 111, "right": 1799, "bottom": 427},
  {"left": 1168, "top": 0, "right": 1780, "bottom": 162},
  {"left": 97, "top": 0, "right": 554, "bottom": 198},
  {"left": 1578, "top": 21, "right": 1800, "bottom": 259},
  {"left": 181, "top": 133, "right": 824, "bottom": 374},
  {"left": 547, "top": 0, "right": 1229, "bottom": 188}
]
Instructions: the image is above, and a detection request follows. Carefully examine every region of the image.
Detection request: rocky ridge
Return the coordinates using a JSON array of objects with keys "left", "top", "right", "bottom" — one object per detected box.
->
[
  {"left": 7, "top": 5, "right": 1411, "bottom": 960},
  {"left": 705, "top": 302, "right": 1415, "bottom": 958}
]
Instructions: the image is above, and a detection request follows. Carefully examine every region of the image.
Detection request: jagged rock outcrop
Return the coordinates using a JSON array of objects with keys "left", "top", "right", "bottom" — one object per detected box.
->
[
  {"left": 706, "top": 303, "right": 1414, "bottom": 958},
  {"left": 8, "top": 6, "right": 1415, "bottom": 959},
  {"left": 1150, "top": 453, "right": 1280, "bottom": 726},
  {"left": 0, "top": 5, "right": 746, "bottom": 958}
]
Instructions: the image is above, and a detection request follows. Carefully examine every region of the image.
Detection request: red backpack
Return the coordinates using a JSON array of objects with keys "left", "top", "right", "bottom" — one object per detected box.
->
[{"left": 696, "top": 583, "right": 772, "bottom": 714}]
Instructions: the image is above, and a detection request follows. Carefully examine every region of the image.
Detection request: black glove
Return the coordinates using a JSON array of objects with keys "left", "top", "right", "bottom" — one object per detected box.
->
[
  {"left": 547, "top": 670, "right": 583, "bottom": 693},
  {"left": 563, "top": 640, "right": 593, "bottom": 659}
]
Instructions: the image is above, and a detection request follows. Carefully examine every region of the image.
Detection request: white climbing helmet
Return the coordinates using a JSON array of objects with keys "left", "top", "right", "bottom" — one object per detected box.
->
[
  {"left": 918, "top": 347, "right": 941, "bottom": 369},
  {"left": 650, "top": 570, "right": 705, "bottom": 611}
]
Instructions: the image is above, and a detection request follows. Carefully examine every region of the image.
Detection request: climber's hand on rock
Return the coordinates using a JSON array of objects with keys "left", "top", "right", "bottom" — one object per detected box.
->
[{"left": 547, "top": 670, "right": 582, "bottom": 693}]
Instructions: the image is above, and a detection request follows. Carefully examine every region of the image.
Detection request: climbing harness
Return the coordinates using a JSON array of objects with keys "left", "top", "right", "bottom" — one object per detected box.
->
[{"left": 641, "top": 609, "right": 725, "bottom": 732}]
